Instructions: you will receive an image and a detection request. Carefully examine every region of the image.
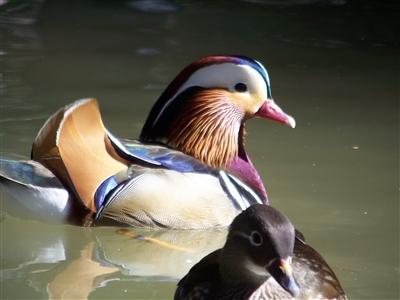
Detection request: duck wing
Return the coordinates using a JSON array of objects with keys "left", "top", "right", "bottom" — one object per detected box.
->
[
  {"left": 174, "top": 249, "right": 222, "bottom": 300},
  {"left": 28, "top": 99, "right": 263, "bottom": 228},
  {"left": 31, "top": 99, "right": 130, "bottom": 212},
  {"left": 92, "top": 137, "right": 264, "bottom": 228},
  {"left": 291, "top": 238, "right": 348, "bottom": 299}
]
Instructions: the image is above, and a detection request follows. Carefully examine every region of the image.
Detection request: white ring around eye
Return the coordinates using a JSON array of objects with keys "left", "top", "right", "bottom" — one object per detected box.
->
[{"left": 250, "top": 231, "right": 263, "bottom": 246}]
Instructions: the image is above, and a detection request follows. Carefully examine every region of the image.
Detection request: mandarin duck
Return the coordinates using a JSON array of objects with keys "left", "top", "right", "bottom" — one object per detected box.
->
[
  {"left": 0, "top": 55, "right": 295, "bottom": 229},
  {"left": 175, "top": 204, "right": 347, "bottom": 300}
]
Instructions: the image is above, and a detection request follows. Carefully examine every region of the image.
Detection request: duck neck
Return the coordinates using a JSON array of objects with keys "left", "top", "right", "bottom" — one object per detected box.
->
[
  {"left": 225, "top": 126, "right": 268, "bottom": 204},
  {"left": 219, "top": 243, "right": 268, "bottom": 294},
  {"left": 167, "top": 95, "right": 268, "bottom": 203},
  {"left": 142, "top": 88, "right": 268, "bottom": 202}
]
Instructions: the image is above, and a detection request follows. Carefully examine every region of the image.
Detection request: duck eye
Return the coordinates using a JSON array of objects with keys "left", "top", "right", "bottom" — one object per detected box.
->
[
  {"left": 235, "top": 83, "right": 247, "bottom": 92},
  {"left": 250, "top": 231, "right": 263, "bottom": 246}
]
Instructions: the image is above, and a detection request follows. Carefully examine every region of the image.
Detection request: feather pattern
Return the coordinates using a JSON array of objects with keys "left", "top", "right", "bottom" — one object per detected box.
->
[
  {"left": 0, "top": 159, "right": 70, "bottom": 223},
  {"left": 94, "top": 137, "right": 264, "bottom": 227},
  {"left": 1, "top": 55, "right": 296, "bottom": 228},
  {"left": 108, "top": 137, "right": 264, "bottom": 209},
  {"left": 175, "top": 205, "right": 347, "bottom": 300},
  {"left": 31, "top": 99, "right": 130, "bottom": 212},
  {"left": 94, "top": 168, "right": 241, "bottom": 229},
  {"left": 167, "top": 89, "right": 244, "bottom": 168}
]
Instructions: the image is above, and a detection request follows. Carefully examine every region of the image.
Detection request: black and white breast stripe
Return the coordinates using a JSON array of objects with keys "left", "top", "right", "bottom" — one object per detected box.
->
[{"left": 218, "top": 170, "right": 264, "bottom": 210}]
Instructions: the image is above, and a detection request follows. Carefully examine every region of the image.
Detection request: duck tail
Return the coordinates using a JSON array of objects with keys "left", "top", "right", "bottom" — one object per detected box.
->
[{"left": 0, "top": 158, "right": 72, "bottom": 224}]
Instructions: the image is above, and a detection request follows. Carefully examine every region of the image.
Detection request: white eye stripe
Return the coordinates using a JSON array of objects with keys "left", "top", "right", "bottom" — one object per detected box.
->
[
  {"left": 234, "top": 230, "right": 263, "bottom": 247},
  {"left": 151, "top": 63, "right": 267, "bottom": 128},
  {"left": 180, "top": 64, "right": 266, "bottom": 93},
  {"left": 234, "top": 231, "right": 252, "bottom": 240}
]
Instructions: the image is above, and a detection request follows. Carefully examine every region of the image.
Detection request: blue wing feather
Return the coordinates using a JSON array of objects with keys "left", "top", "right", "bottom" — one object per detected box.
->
[
  {"left": 0, "top": 158, "right": 70, "bottom": 223},
  {"left": 94, "top": 175, "right": 120, "bottom": 211},
  {"left": 99, "top": 133, "right": 264, "bottom": 214},
  {"left": 108, "top": 131, "right": 218, "bottom": 174},
  {"left": 0, "top": 158, "right": 64, "bottom": 189}
]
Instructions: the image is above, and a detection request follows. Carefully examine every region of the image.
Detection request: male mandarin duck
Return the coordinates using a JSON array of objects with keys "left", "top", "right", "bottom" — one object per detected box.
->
[
  {"left": 0, "top": 55, "right": 295, "bottom": 228},
  {"left": 175, "top": 204, "right": 347, "bottom": 300}
]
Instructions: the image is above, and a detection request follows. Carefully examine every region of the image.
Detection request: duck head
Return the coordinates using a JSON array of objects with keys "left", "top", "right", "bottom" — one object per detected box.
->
[
  {"left": 140, "top": 55, "right": 295, "bottom": 168},
  {"left": 220, "top": 204, "right": 300, "bottom": 297}
]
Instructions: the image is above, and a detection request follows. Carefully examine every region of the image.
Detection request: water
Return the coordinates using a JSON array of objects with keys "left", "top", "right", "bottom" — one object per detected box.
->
[{"left": 1, "top": 1, "right": 398, "bottom": 299}]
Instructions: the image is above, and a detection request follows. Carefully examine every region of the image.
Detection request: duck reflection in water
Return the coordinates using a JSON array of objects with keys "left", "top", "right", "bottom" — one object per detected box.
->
[
  {"left": 1, "top": 218, "right": 228, "bottom": 299},
  {"left": 5, "top": 209, "right": 346, "bottom": 300}
]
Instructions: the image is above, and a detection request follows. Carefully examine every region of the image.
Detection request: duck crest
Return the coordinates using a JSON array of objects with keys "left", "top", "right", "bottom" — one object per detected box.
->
[
  {"left": 141, "top": 83, "right": 268, "bottom": 201},
  {"left": 140, "top": 55, "right": 265, "bottom": 167},
  {"left": 140, "top": 55, "right": 268, "bottom": 140},
  {"left": 142, "top": 56, "right": 256, "bottom": 118}
]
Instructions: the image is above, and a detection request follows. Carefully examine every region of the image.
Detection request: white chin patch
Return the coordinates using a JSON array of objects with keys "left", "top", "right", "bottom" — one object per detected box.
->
[{"left": 244, "top": 259, "right": 270, "bottom": 276}]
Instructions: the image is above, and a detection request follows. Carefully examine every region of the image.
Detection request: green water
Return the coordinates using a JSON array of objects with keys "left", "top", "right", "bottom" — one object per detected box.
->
[{"left": 1, "top": 1, "right": 398, "bottom": 299}]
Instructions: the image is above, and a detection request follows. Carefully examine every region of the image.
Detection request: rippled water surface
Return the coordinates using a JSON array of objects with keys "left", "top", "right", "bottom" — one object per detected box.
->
[{"left": 1, "top": 1, "right": 398, "bottom": 299}]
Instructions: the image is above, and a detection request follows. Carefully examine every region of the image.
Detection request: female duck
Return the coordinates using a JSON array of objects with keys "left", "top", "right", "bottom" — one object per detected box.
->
[
  {"left": 175, "top": 204, "right": 347, "bottom": 300},
  {"left": 1, "top": 55, "right": 295, "bottom": 228}
]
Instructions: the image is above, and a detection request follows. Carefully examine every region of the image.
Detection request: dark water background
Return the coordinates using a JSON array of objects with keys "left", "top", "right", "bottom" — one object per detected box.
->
[{"left": 1, "top": 0, "right": 398, "bottom": 299}]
